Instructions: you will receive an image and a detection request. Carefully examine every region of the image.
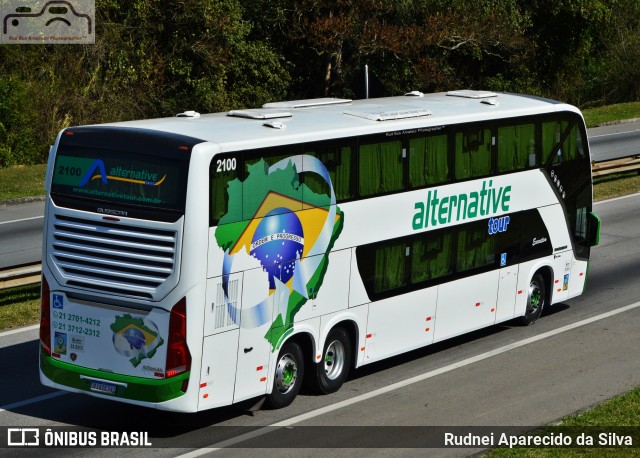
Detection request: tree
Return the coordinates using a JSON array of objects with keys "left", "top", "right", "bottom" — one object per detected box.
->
[
  {"left": 0, "top": 0, "right": 291, "bottom": 167},
  {"left": 245, "top": 0, "right": 533, "bottom": 98},
  {"left": 518, "top": 0, "right": 613, "bottom": 105},
  {"left": 602, "top": 0, "right": 640, "bottom": 103}
]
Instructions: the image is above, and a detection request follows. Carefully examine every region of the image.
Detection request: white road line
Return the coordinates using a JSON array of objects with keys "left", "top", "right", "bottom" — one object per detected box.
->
[
  {"left": 588, "top": 129, "right": 640, "bottom": 138},
  {"left": 594, "top": 191, "right": 640, "bottom": 205},
  {"left": 0, "top": 391, "right": 67, "bottom": 414},
  {"left": 177, "top": 300, "right": 640, "bottom": 457},
  {"left": 0, "top": 216, "right": 43, "bottom": 226},
  {"left": 0, "top": 324, "right": 39, "bottom": 339}
]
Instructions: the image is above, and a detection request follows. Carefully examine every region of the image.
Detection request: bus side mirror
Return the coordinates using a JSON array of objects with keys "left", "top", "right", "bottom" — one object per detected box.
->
[{"left": 587, "top": 212, "right": 601, "bottom": 247}]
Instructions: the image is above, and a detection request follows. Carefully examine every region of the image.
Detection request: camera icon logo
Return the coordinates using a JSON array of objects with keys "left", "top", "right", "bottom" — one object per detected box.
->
[{"left": 1, "top": 0, "right": 95, "bottom": 44}]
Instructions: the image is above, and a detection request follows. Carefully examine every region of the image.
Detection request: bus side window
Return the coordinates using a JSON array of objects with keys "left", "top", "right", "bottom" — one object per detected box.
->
[
  {"left": 456, "top": 222, "right": 495, "bottom": 272},
  {"left": 560, "top": 123, "right": 585, "bottom": 162},
  {"left": 411, "top": 232, "right": 453, "bottom": 284},
  {"left": 304, "top": 144, "right": 355, "bottom": 202},
  {"left": 372, "top": 241, "right": 407, "bottom": 293},
  {"left": 542, "top": 121, "right": 561, "bottom": 165},
  {"left": 571, "top": 186, "right": 593, "bottom": 259},
  {"left": 210, "top": 153, "right": 242, "bottom": 226},
  {"left": 455, "top": 127, "right": 492, "bottom": 180},
  {"left": 494, "top": 212, "right": 521, "bottom": 264},
  {"left": 359, "top": 139, "right": 404, "bottom": 197},
  {"left": 409, "top": 134, "right": 449, "bottom": 188},
  {"left": 498, "top": 123, "right": 536, "bottom": 172},
  {"left": 542, "top": 119, "right": 584, "bottom": 165},
  {"left": 357, "top": 239, "right": 408, "bottom": 296}
]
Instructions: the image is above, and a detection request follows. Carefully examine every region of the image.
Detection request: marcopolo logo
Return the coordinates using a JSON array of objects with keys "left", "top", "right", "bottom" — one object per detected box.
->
[{"left": 1, "top": 0, "right": 94, "bottom": 44}]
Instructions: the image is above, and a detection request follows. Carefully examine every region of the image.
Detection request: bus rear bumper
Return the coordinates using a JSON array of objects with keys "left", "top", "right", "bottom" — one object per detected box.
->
[{"left": 39, "top": 349, "right": 189, "bottom": 406}]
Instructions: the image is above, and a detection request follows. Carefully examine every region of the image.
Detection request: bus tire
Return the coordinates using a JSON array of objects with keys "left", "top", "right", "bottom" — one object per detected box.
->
[
  {"left": 520, "top": 273, "right": 545, "bottom": 325},
  {"left": 266, "top": 340, "right": 304, "bottom": 409},
  {"left": 310, "top": 327, "right": 352, "bottom": 394}
]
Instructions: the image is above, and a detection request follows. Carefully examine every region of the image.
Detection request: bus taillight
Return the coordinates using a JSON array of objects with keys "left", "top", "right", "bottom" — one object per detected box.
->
[
  {"left": 40, "top": 277, "right": 51, "bottom": 356},
  {"left": 166, "top": 298, "right": 191, "bottom": 378}
]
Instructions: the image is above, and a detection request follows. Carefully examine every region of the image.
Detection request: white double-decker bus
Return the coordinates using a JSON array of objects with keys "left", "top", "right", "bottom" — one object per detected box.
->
[{"left": 40, "top": 90, "right": 600, "bottom": 411}]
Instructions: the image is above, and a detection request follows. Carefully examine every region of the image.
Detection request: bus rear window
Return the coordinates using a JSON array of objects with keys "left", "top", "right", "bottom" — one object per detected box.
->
[{"left": 51, "top": 147, "right": 188, "bottom": 213}]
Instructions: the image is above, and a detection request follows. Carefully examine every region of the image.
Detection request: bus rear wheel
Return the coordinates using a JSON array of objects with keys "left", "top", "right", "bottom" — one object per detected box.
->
[
  {"left": 520, "top": 273, "right": 545, "bottom": 325},
  {"left": 266, "top": 341, "right": 304, "bottom": 409},
  {"left": 309, "top": 327, "right": 352, "bottom": 394}
]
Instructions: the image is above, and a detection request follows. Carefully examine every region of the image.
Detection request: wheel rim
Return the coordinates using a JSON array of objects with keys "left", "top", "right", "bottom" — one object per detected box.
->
[
  {"left": 275, "top": 353, "right": 298, "bottom": 394},
  {"left": 527, "top": 280, "right": 543, "bottom": 315},
  {"left": 324, "top": 339, "right": 345, "bottom": 381}
]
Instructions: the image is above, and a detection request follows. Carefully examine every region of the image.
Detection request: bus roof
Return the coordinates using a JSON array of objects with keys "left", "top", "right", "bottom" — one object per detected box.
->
[{"left": 100, "top": 91, "right": 581, "bottom": 152}]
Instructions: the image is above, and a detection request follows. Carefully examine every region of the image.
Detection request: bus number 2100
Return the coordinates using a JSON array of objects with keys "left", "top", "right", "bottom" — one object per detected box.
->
[{"left": 216, "top": 158, "right": 237, "bottom": 173}]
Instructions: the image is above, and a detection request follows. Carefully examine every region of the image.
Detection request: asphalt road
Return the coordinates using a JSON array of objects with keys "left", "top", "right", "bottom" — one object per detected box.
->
[
  {"left": 0, "top": 200, "right": 44, "bottom": 269},
  {"left": 0, "top": 193, "right": 639, "bottom": 457},
  {"left": 588, "top": 120, "right": 640, "bottom": 162}
]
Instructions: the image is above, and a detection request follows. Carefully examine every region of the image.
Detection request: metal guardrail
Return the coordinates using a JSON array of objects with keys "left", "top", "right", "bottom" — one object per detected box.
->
[
  {"left": 0, "top": 263, "right": 41, "bottom": 290},
  {"left": 592, "top": 155, "right": 640, "bottom": 177}
]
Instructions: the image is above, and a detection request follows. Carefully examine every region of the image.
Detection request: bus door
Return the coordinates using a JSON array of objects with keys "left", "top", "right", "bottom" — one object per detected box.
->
[
  {"left": 434, "top": 271, "right": 499, "bottom": 342},
  {"left": 233, "top": 267, "right": 274, "bottom": 403},
  {"left": 496, "top": 265, "right": 519, "bottom": 322},
  {"left": 199, "top": 274, "right": 242, "bottom": 410},
  {"left": 551, "top": 250, "right": 573, "bottom": 303},
  {"left": 364, "top": 288, "right": 437, "bottom": 363},
  {"left": 434, "top": 222, "right": 501, "bottom": 341}
]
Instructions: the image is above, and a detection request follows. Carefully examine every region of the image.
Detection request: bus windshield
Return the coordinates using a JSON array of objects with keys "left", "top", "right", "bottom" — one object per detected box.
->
[{"left": 51, "top": 146, "right": 188, "bottom": 214}]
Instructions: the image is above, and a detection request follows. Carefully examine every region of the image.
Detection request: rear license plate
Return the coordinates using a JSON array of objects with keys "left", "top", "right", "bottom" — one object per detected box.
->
[{"left": 90, "top": 381, "right": 117, "bottom": 394}]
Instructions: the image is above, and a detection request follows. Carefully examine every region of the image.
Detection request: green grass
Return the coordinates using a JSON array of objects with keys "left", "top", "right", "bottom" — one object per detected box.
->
[
  {"left": 594, "top": 171, "right": 640, "bottom": 201},
  {"left": 561, "top": 389, "right": 640, "bottom": 427},
  {"left": 485, "top": 389, "right": 640, "bottom": 457},
  {"left": 0, "top": 283, "right": 41, "bottom": 330},
  {"left": 582, "top": 102, "right": 640, "bottom": 128},
  {"left": 0, "top": 164, "right": 46, "bottom": 202}
]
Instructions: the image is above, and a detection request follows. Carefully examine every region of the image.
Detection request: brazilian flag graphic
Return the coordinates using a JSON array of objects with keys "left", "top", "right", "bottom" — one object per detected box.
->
[
  {"left": 215, "top": 156, "right": 344, "bottom": 351},
  {"left": 110, "top": 314, "right": 164, "bottom": 367}
]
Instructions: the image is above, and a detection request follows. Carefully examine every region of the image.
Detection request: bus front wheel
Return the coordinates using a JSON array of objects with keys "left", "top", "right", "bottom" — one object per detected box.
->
[
  {"left": 520, "top": 273, "right": 545, "bottom": 325},
  {"left": 310, "top": 327, "right": 352, "bottom": 394},
  {"left": 266, "top": 341, "right": 304, "bottom": 409}
]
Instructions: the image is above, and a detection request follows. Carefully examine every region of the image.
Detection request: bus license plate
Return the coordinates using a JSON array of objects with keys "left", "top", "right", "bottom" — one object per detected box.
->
[{"left": 90, "top": 381, "right": 117, "bottom": 394}]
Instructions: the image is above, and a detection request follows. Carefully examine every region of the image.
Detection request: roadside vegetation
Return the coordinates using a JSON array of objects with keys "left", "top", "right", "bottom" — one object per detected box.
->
[
  {"left": 594, "top": 172, "right": 640, "bottom": 201},
  {"left": 486, "top": 389, "right": 640, "bottom": 457},
  {"left": 0, "top": 283, "right": 40, "bottom": 330},
  {"left": 583, "top": 102, "right": 640, "bottom": 128},
  {"left": 0, "top": 164, "right": 46, "bottom": 202},
  {"left": 3, "top": 0, "right": 640, "bottom": 168}
]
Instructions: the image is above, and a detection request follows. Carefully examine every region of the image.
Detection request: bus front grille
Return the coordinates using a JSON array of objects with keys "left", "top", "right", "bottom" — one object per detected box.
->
[{"left": 49, "top": 213, "right": 181, "bottom": 301}]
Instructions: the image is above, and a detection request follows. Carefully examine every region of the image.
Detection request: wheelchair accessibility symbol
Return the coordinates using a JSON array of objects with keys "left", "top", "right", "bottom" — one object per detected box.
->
[
  {"left": 52, "top": 294, "right": 64, "bottom": 309},
  {"left": 1, "top": 0, "right": 95, "bottom": 44}
]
